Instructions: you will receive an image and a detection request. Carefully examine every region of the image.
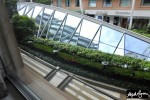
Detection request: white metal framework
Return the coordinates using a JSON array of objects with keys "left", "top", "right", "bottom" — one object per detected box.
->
[{"left": 17, "top": 2, "right": 150, "bottom": 61}]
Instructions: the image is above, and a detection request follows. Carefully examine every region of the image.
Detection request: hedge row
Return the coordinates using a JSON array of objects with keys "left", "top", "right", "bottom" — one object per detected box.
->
[
  {"left": 20, "top": 45, "right": 150, "bottom": 90},
  {"left": 21, "top": 37, "right": 150, "bottom": 81},
  {"left": 31, "top": 43, "right": 150, "bottom": 81},
  {"left": 24, "top": 37, "right": 150, "bottom": 72}
]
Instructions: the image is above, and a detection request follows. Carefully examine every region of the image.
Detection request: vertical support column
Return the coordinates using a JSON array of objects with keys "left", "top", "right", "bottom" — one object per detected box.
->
[
  {"left": 0, "top": 0, "right": 24, "bottom": 76},
  {"left": 79, "top": 0, "right": 84, "bottom": 14},
  {"left": 109, "top": 16, "right": 114, "bottom": 25},
  {"left": 128, "top": 0, "right": 135, "bottom": 29},
  {"left": 118, "top": 17, "right": 121, "bottom": 27}
]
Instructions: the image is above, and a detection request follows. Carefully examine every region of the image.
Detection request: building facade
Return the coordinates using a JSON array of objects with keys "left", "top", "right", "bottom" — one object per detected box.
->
[{"left": 53, "top": 0, "right": 150, "bottom": 29}]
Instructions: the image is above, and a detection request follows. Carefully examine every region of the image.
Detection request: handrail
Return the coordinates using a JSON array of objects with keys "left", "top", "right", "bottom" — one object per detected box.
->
[{"left": 20, "top": 48, "right": 124, "bottom": 100}]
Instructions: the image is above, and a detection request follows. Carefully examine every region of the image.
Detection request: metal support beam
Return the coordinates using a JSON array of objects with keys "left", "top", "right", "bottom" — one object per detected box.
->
[
  {"left": 52, "top": 14, "right": 68, "bottom": 39},
  {"left": 37, "top": 8, "right": 45, "bottom": 37},
  {"left": 68, "top": 18, "right": 83, "bottom": 43},
  {"left": 87, "top": 24, "right": 102, "bottom": 48},
  {"left": 59, "top": 14, "right": 68, "bottom": 42},
  {"left": 40, "top": 10, "right": 55, "bottom": 37},
  {"left": 113, "top": 32, "right": 125, "bottom": 54},
  {"left": 46, "top": 10, "right": 55, "bottom": 39}
]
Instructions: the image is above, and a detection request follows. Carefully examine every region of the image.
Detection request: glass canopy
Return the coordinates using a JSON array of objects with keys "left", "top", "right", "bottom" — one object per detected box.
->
[{"left": 17, "top": 2, "right": 150, "bottom": 61}]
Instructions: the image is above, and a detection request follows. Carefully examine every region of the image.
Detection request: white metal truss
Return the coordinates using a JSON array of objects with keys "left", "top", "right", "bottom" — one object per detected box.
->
[{"left": 17, "top": 2, "right": 150, "bottom": 61}]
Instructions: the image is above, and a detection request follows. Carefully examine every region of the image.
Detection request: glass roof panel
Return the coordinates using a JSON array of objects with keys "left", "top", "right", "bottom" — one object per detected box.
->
[
  {"left": 32, "top": 6, "right": 43, "bottom": 18},
  {"left": 100, "top": 26, "right": 123, "bottom": 47},
  {"left": 89, "top": 28, "right": 101, "bottom": 50},
  {"left": 98, "top": 43, "right": 116, "bottom": 53},
  {"left": 60, "top": 14, "right": 81, "bottom": 43},
  {"left": 48, "top": 11, "right": 66, "bottom": 39},
  {"left": 26, "top": 8, "right": 34, "bottom": 18},
  {"left": 79, "top": 19, "right": 99, "bottom": 40},
  {"left": 125, "top": 34, "right": 150, "bottom": 57},
  {"left": 18, "top": 6, "right": 26, "bottom": 15}
]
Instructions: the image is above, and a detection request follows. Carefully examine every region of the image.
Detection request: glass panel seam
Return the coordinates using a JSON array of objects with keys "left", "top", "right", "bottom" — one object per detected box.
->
[
  {"left": 37, "top": 8, "right": 45, "bottom": 37},
  {"left": 113, "top": 32, "right": 125, "bottom": 54},
  {"left": 40, "top": 10, "right": 55, "bottom": 37},
  {"left": 76, "top": 18, "right": 84, "bottom": 45},
  {"left": 52, "top": 13, "right": 68, "bottom": 39},
  {"left": 68, "top": 18, "right": 83, "bottom": 43},
  {"left": 46, "top": 11, "right": 55, "bottom": 38},
  {"left": 87, "top": 24, "right": 102, "bottom": 48},
  {"left": 59, "top": 13, "right": 68, "bottom": 42}
]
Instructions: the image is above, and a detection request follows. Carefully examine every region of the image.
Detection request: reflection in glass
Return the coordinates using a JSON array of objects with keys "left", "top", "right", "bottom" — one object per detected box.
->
[
  {"left": 99, "top": 43, "right": 116, "bottom": 53},
  {"left": 53, "top": 20, "right": 66, "bottom": 41},
  {"left": 77, "top": 19, "right": 99, "bottom": 47},
  {"left": 89, "top": 28, "right": 101, "bottom": 50},
  {"left": 100, "top": 26, "right": 123, "bottom": 47},
  {"left": 98, "top": 26, "right": 123, "bottom": 53},
  {"left": 35, "top": 9, "right": 43, "bottom": 25},
  {"left": 89, "top": 0, "right": 96, "bottom": 7},
  {"left": 32, "top": 6, "right": 43, "bottom": 18},
  {"left": 125, "top": 34, "right": 150, "bottom": 59},
  {"left": 47, "top": 11, "right": 66, "bottom": 39},
  {"left": 125, "top": 50, "right": 147, "bottom": 60},
  {"left": 60, "top": 15, "right": 81, "bottom": 43},
  {"left": 69, "top": 23, "right": 82, "bottom": 45},
  {"left": 114, "top": 35, "right": 125, "bottom": 56},
  {"left": 39, "top": 9, "right": 54, "bottom": 38}
]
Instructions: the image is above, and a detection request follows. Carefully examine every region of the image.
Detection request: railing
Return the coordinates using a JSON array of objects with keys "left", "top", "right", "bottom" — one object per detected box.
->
[{"left": 21, "top": 48, "right": 124, "bottom": 100}]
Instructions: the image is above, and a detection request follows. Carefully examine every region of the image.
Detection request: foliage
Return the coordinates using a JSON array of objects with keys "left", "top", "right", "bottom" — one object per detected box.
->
[
  {"left": 30, "top": 37, "right": 150, "bottom": 71},
  {"left": 11, "top": 15, "right": 37, "bottom": 42},
  {"left": 131, "top": 27, "right": 150, "bottom": 38},
  {"left": 5, "top": 0, "right": 18, "bottom": 18},
  {"left": 20, "top": 37, "right": 150, "bottom": 82},
  {"left": 147, "top": 25, "right": 150, "bottom": 33},
  {"left": 34, "top": 0, "right": 53, "bottom": 5},
  {"left": 20, "top": 45, "right": 150, "bottom": 90}
]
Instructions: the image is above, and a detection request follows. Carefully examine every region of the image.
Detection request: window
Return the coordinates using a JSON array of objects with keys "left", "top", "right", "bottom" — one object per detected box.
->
[
  {"left": 57, "top": 0, "right": 62, "bottom": 7},
  {"left": 89, "top": 0, "right": 96, "bottom": 7},
  {"left": 120, "top": 0, "right": 131, "bottom": 6},
  {"left": 75, "top": 0, "right": 80, "bottom": 7},
  {"left": 142, "top": 0, "right": 150, "bottom": 6},
  {"left": 66, "top": 0, "right": 71, "bottom": 7},
  {"left": 103, "top": 0, "right": 112, "bottom": 7}
]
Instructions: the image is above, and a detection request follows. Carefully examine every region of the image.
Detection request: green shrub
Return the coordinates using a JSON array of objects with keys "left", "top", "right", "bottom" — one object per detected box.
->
[
  {"left": 147, "top": 25, "right": 150, "bottom": 34},
  {"left": 11, "top": 14, "right": 36, "bottom": 42},
  {"left": 22, "top": 37, "right": 150, "bottom": 82},
  {"left": 24, "top": 37, "right": 150, "bottom": 72},
  {"left": 5, "top": 0, "right": 18, "bottom": 18},
  {"left": 34, "top": 0, "right": 53, "bottom": 5},
  {"left": 131, "top": 28, "right": 150, "bottom": 38},
  {"left": 20, "top": 45, "right": 150, "bottom": 90}
]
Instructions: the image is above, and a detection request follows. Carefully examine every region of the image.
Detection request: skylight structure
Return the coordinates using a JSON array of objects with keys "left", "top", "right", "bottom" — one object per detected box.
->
[{"left": 17, "top": 2, "right": 150, "bottom": 61}]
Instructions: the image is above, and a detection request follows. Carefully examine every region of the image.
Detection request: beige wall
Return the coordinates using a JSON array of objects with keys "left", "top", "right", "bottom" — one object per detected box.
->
[{"left": 53, "top": 0, "right": 150, "bottom": 10}]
